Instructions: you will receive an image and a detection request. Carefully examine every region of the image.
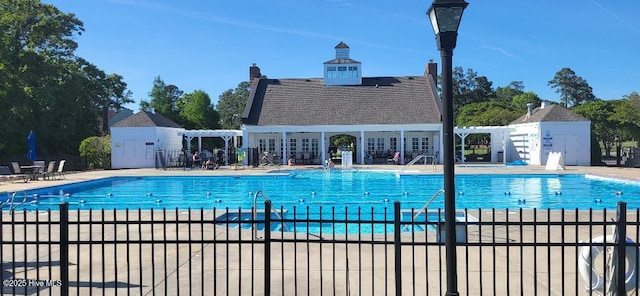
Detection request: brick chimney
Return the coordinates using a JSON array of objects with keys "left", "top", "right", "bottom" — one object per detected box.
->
[
  {"left": 249, "top": 63, "right": 261, "bottom": 89},
  {"left": 425, "top": 60, "right": 438, "bottom": 85}
]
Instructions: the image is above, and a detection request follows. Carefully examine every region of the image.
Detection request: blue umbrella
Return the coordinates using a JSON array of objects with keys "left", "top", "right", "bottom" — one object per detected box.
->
[{"left": 26, "top": 130, "right": 37, "bottom": 161}]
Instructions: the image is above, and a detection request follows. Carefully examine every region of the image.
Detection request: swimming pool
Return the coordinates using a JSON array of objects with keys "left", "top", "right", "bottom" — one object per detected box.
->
[{"left": 4, "top": 170, "right": 640, "bottom": 213}]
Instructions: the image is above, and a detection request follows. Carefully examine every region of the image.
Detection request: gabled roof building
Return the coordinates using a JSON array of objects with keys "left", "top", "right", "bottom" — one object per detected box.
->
[
  {"left": 242, "top": 42, "right": 444, "bottom": 165},
  {"left": 508, "top": 102, "right": 591, "bottom": 166},
  {"left": 111, "top": 109, "right": 184, "bottom": 169}
]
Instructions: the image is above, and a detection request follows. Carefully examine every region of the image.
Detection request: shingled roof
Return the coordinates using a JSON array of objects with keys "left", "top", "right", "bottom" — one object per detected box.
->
[
  {"left": 510, "top": 104, "right": 588, "bottom": 124},
  {"left": 243, "top": 76, "right": 442, "bottom": 126},
  {"left": 113, "top": 110, "right": 182, "bottom": 128}
]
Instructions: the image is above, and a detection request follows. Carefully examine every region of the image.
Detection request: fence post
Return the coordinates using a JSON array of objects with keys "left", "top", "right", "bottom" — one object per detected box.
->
[
  {"left": 60, "top": 203, "right": 69, "bottom": 295},
  {"left": 264, "top": 200, "right": 271, "bottom": 295},
  {"left": 615, "top": 202, "right": 627, "bottom": 296},
  {"left": 394, "top": 201, "right": 402, "bottom": 296}
]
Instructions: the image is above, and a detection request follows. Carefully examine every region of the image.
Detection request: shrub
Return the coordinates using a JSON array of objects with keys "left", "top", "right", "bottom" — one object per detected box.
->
[{"left": 79, "top": 135, "right": 111, "bottom": 169}]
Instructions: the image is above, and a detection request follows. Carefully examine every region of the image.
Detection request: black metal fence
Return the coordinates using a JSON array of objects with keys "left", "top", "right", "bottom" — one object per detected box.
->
[{"left": 2, "top": 201, "right": 639, "bottom": 295}]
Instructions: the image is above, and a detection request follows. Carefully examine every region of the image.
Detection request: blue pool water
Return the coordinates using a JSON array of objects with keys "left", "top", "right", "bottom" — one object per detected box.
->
[{"left": 4, "top": 170, "right": 640, "bottom": 213}]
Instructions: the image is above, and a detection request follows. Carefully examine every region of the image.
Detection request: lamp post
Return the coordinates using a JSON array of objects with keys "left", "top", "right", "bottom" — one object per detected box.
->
[{"left": 427, "top": 1, "right": 468, "bottom": 295}]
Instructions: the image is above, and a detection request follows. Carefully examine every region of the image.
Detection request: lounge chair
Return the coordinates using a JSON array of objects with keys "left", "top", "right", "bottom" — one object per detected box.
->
[
  {"left": 54, "top": 160, "right": 66, "bottom": 179},
  {"left": 2, "top": 164, "right": 29, "bottom": 183},
  {"left": 0, "top": 166, "right": 14, "bottom": 183}
]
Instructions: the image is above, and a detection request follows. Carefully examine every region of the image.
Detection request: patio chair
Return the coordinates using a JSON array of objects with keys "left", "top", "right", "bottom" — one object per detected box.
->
[
  {"left": 55, "top": 160, "right": 66, "bottom": 179},
  {"left": 40, "top": 160, "right": 57, "bottom": 180},
  {"left": 6, "top": 163, "right": 29, "bottom": 183},
  {"left": 0, "top": 166, "right": 15, "bottom": 183}
]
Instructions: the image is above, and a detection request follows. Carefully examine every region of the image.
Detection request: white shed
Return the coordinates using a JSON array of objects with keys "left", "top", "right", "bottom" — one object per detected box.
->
[
  {"left": 508, "top": 102, "right": 591, "bottom": 166},
  {"left": 110, "top": 109, "right": 183, "bottom": 169}
]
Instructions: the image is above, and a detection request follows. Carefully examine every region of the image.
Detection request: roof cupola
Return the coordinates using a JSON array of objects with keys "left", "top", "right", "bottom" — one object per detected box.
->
[{"left": 323, "top": 42, "right": 362, "bottom": 86}]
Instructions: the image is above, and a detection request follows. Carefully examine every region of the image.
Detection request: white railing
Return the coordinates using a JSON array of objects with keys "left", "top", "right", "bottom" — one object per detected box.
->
[
  {"left": 7, "top": 191, "right": 29, "bottom": 214},
  {"left": 401, "top": 189, "right": 445, "bottom": 231},
  {"left": 252, "top": 191, "right": 290, "bottom": 239},
  {"left": 397, "top": 154, "right": 437, "bottom": 174}
]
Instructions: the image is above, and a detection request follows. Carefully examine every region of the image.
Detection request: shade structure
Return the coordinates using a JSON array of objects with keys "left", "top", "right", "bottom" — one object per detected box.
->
[{"left": 26, "top": 130, "right": 37, "bottom": 161}]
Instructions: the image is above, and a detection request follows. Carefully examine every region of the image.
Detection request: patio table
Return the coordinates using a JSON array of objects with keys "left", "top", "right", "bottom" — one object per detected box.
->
[{"left": 20, "top": 165, "right": 43, "bottom": 181}]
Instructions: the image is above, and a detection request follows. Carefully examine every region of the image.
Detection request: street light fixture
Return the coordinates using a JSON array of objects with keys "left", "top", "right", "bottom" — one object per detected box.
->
[{"left": 427, "top": 1, "right": 468, "bottom": 295}]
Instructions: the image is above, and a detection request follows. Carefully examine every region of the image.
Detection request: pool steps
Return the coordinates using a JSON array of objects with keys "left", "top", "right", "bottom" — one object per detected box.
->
[
  {"left": 401, "top": 189, "right": 445, "bottom": 231},
  {"left": 253, "top": 191, "right": 291, "bottom": 238}
]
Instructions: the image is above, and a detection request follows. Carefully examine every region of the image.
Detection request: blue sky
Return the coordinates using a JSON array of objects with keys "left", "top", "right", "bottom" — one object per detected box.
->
[{"left": 45, "top": 0, "right": 640, "bottom": 111}]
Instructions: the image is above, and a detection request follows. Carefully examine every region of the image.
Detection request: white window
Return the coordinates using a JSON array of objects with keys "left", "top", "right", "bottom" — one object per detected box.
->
[
  {"left": 421, "top": 137, "right": 429, "bottom": 153},
  {"left": 377, "top": 138, "right": 384, "bottom": 152},
  {"left": 348, "top": 66, "right": 358, "bottom": 78},
  {"left": 311, "top": 139, "right": 319, "bottom": 157},
  {"left": 337, "top": 66, "right": 347, "bottom": 78},
  {"left": 268, "top": 139, "right": 276, "bottom": 153},
  {"left": 327, "top": 66, "right": 337, "bottom": 79},
  {"left": 390, "top": 137, "right": 397, "bottom": 151},
  {"left": 289, "top": 138, "right": 297, "bottom": 153},
  {"left": 367, "top": 138, "right": 375, "bottom": 152},
  {"left": 302, "top": 138, "right": 310, "bottom": 152},
  {"left": 259, "top": 139, "right": 267, "bottom": 153}
]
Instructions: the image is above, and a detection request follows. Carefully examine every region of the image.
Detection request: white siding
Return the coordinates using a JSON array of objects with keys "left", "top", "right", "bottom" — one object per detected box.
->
[
  {"left": 538, "top": 122, "right": 590, "bottom": 166},
  {"left": 508, "top": 121, "right": 590, "bottom": 166},
  {"left": 111, "top": 127, "right": 184, "bottom": 169}
]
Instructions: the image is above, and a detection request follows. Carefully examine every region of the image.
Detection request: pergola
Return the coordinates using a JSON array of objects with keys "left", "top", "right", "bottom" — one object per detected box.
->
[
  {"left": 454, "top": 126, "right": 515, "bottom": 163},
  {"left": 180, "top": 130, "right": 242, "bottom": 165}
]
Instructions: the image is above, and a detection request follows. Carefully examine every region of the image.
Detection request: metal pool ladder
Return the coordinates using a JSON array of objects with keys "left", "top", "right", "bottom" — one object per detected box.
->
[
  {"left": 402, "top": 189, "right": 445, "bottom": 231},
  {"left": 6, "top": 191, "right": 29, "bottom": 214},
  {"left": 397, "top": 154, "right": 437, "bottom": 174},
  {"left": 252, "top": 191, "right": 291, "bottom": 239}
]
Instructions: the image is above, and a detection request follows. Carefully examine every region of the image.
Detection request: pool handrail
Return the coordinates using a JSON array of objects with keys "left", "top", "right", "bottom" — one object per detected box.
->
[
  {"left": 252, "top": 191, "right": 290, "bottom": 239},
  {"left": 7, "top": 191, "right": 29, "bottom": 214},
  {"left": 397, "top": 154, "right": 437, "bottom": 174},
  {"left": 261, "top": 154, "right": 282, "bottom": 171},
  {"left": 402, "top": 189, "right": 445, "bottom": 231}
]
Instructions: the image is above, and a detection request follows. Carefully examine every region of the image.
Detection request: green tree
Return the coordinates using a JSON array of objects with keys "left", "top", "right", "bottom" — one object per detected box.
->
[
  {"left": 452, "top": 67, "right": 495, "bottom": 113},
  {"left": 572, "top": 100, "right": 620, "bottom": 156},
  {"left": 216, "top": 81, "right": 249, "bottom": 129},
  {"left": 511, "top": 92, "right": 541, "bottom": 113},
  {"left": 74, "top": 60, "right": 133, "bottom": 134},
  {"left": 611, "top": 92, "right": 640, "bottom": 147},
  {"left": 495, "top": 81, "right": 524, "bottom": 103},
  {"left": 178, "top": 90, "right": 220, "bottom": 130},
  {"left": 100, "top": 73, "right": 133, "bottom": 133},
  {"left": 612, "top": 92, "right": 640, "bottom": 128},
  {"left": 142, "top": 76, "right": 183, "bottom": 124},
  {"left": 456, "top": 101, "right": 520, "bottom": 127},
  {"left": 0, "top": 0, "right": 111, "bottom": 156},
  {"left": 548, "top": 68, "right": 597, "bottom": 107}
]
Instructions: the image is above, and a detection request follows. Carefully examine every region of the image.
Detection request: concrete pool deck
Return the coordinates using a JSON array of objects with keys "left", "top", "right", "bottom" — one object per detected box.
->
[{"left": 2, "top": 164, "right": 640, "bottom": 295}]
